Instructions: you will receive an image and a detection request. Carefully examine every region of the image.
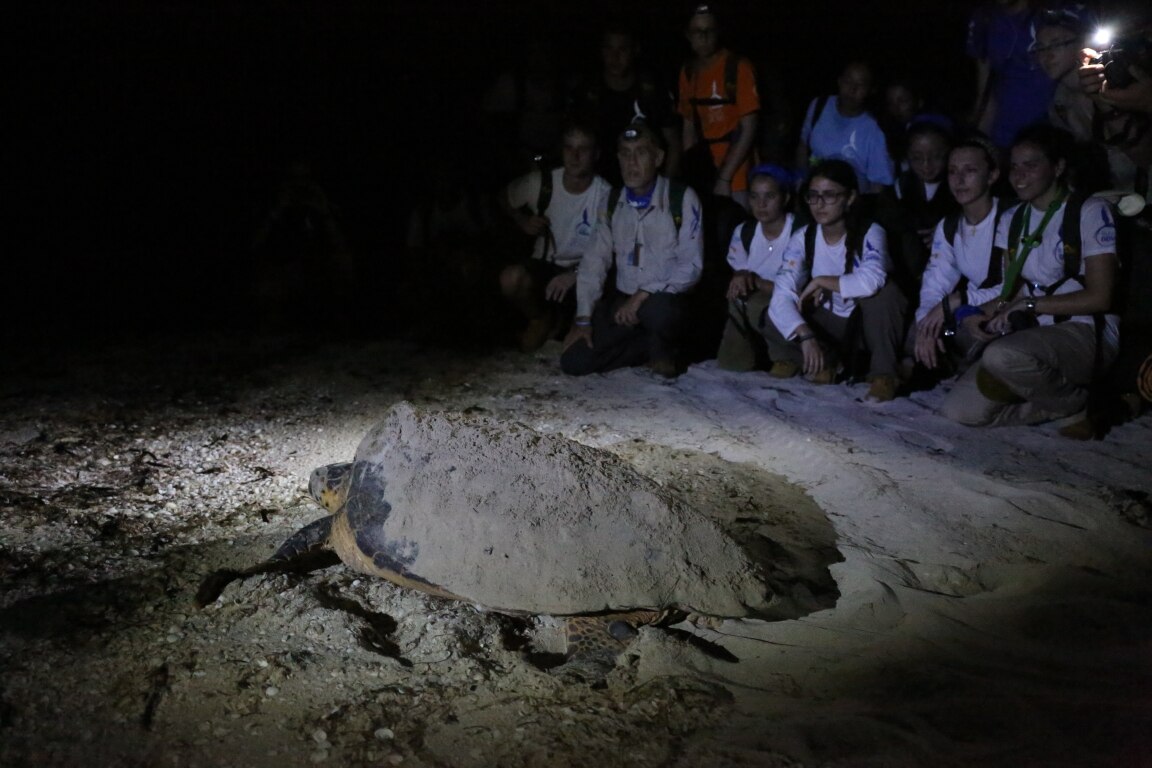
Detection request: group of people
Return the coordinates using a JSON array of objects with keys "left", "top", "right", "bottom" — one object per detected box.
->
[{"left": 406, "top": 1, "right": 1152, "bottom": 437}]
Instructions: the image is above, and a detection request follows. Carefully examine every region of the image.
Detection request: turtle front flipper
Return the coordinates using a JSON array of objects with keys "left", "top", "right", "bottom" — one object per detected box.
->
[
  {"left": 195, "top": 515, "right": 341, "bottom": 607},
  {"left": 309, "top": 463, "right": 354, "bottom": 513}
]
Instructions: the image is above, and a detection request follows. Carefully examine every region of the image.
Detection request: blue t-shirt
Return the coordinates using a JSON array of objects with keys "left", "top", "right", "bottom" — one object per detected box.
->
[
  {"left": 801, "top": 96, "right": 895, "bottom": 188},
  {"left": 967, "top": 5, "right": 1055, "bottom": 148}
]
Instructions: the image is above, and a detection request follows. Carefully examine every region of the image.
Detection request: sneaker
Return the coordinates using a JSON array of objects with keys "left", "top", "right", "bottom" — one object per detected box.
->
[
  {"left": 769, "top": 361, "right": 799, "bottom": 379},
  {"left": 1056, "top": 409, "right": 1098, "bottom": 440},
  {"left": 648, "top": 358, "right": 679, "bottom": 379},
  {"left": 865, "top": 375, "right": 898, "bottom": 403},
  {"left": 807, "top": 368, "right": 835, "bottom": 385},
  {"left": 518, "top": 314, "right": 558, "bottom": 353}
]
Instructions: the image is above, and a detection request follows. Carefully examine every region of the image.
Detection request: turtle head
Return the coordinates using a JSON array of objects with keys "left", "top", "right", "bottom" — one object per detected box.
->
[{"left": 309, "top": 462, "right": 354, "bottom": 513}]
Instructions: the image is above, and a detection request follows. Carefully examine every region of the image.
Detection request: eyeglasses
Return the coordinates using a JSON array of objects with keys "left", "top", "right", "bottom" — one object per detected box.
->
[
  {"left": 1031, "top": 38, "right": 1078, "bottom": 54},
  {"left": 804, "top": 190, "right": 847, "bottom": 205}
]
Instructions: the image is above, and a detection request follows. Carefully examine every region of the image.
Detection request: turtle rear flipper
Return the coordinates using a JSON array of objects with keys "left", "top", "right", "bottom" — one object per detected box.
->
[
  {"left": 547, "top": 611, "right": 661, "bottom": 685},
  {"left": 196, "top": 515, "right": 339, "bottom": 607}
]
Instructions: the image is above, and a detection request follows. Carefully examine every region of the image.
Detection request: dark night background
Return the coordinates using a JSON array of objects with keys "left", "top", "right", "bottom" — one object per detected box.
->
[{"left": 3, "top": 0, "right": 1017, "bottom": 351}]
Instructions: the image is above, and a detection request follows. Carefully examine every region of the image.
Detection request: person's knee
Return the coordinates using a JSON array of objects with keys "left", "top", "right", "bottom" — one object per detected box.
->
[
  {"left": 940, "top": 390, "right": 994, "bottom": 426},
  {"left": 639, "top": 294, "right": 683, "bottom": 334},
  {"left": 560, "top": 343, "right": 596, "bottom": 376},
  {"left": 981, "top": 340, "right": 1033, "bottom": 382},
  {"left": 499, "top": 264, "right": 530, "bottom": 298}
]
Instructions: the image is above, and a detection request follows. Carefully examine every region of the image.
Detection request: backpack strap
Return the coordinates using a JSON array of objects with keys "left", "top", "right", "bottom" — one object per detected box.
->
[
  {"left": 1048, "top": 190, "right": 1089, "bottom": 322},
  {"left": 535, "top": 167, "right": 556, "bottom": 261},
  {"left": 976, "top": 199, "right": 1009, "bottom": 290},
  {"left": 943, "top": 211, "right": 961, "bottom": 248},
  {"left": 667, "top": 178, "right": 686, "bottom": 230},
  {"left": 606, "top": 185, "right": 622, "bottom": 224},
  {"left": 740, "top": 218, "right": 756, "bottom": 253},
  {"left": 803, "top": 95, "right": 831, "bottom": 166},
  {"left": 804, "top": 222, "right": 818, "bottom": 272},
  {"left": 535, "top": 166, "right": 553, "bottom": 216}
]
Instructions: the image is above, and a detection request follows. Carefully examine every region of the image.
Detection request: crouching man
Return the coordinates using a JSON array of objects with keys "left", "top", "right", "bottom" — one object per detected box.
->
[{"left": 560, "top": 122, "right": 703, "bottom": 378}]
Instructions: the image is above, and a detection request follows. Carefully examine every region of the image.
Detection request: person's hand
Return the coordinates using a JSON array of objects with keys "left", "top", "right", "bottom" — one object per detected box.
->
[
  {"left": 1079, "top": 48, "right": 1107, "bottom": 95},
  {"left": 800, "top": 338, "right": 823, "bottom": 376},
  {"left": 726, "top": 270, "right": 757, "bottom": 300},
  {"left": 962, "top": 312, "right": 998, "bottom": 343},
  {"left": 614, "top": 291, "right": 649, "bottom": 326},
  {"left": 713, "top": 177, "right": 733, "bottom": 198},
  {"left": 545, "top": 271, "right": 576, "bottom": 302},
  {"left": 917, "top": 227, "right": 934, "bottom": 250},
  {"left": 913, "top": 305, "right": 948, "bottom": 370},
  {"left": 1080, "top": 48, "right": 1152, "bottom": 113},
  {"left": 799, "top": 277, "right": 832, "bottom": 308},
  {"left": 517, "top": 213, "right": 550, "bottom": 237},
  {"left": 562, "top": 324, "right": 593, "bottom": 352},
  {"left": 913, "top": 301, "right": 949, "bottom": 368},
  {"left": 983, "top": 298, "right": 1027, "bottom": 336}
]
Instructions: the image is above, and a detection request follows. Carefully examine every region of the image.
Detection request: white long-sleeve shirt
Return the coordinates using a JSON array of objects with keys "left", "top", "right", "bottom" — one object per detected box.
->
[
  {"left": 917, "top": 198, "right": 1002, "bottom": 324},
  {"left": 726, "top": 213, "right": 795, "bottom": 279},
  {"left": 575, "top": 176, "right": 704, "bottom": 318},
  {"left": 768, "top": 222, "right": 890, "bottom": 340}
]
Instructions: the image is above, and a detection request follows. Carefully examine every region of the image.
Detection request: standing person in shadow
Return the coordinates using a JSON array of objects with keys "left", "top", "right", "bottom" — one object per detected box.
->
[{"left": 677, "top": 2, "right": 759, "bottom": 259}]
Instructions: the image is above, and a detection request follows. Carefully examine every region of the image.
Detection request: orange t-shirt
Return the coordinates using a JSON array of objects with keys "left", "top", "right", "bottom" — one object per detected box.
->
[{"left": 678, "top": 50, "right": 760, "bottom": 192}]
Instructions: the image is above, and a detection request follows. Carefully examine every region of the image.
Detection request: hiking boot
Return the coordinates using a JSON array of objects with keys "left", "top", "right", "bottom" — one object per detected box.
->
[
  {"left": 648, "top": 358, "right": 679, "bottom": 379},
  {"left": 807, "top": 367, "right": 835, "bottom": 385},
  {"left": 518, "top": 314, "right": 558, "bottom": 353},
  {"left": 865, "top": 375, "right": 898, "bottom": 403},
  {"left": 1057, "top": 409, "right": 1098, "bottom": 440},
  {"left": 769, "top": 361, "right": 799, "bottom": 379}
]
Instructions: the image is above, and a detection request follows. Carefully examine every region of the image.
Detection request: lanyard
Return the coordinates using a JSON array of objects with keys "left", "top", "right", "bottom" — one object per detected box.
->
[{"left": 1000, "top": 191, "right": 1065, "bottom": 302}]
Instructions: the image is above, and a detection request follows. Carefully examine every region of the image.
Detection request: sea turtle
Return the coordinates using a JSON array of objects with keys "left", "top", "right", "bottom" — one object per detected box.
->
[{"left": 199, "top": 402, "right": 785, "bottom": 678}]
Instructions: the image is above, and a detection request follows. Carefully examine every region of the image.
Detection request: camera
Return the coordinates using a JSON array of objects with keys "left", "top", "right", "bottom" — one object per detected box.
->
[
  {"left": 1095, "top": 30, "right": 1152, "bottom": 89},
  {"left": 1007, "top": 310, "right": 1039, "bottom": 333}
]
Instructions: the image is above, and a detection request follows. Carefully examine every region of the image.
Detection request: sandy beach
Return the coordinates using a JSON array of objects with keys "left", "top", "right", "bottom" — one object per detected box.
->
[{"left": 2, "top": 334, "right": 1150, "bottom": 767}]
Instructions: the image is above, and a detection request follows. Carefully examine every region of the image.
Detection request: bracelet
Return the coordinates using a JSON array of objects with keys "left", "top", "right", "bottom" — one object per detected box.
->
[
  {"left": 573, "top": 317, "right": 592, "bottom": 327},
  {"left": 953, "top": 304, "right": 985, "bottom": 324},
  {"left": 793, "top": 333, "right": 815, "bottom": 344}
]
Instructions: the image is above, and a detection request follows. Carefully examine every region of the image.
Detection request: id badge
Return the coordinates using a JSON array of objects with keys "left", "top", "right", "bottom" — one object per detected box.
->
[{"left": 627, "top": 242, "right": 640, "bottom": 267}]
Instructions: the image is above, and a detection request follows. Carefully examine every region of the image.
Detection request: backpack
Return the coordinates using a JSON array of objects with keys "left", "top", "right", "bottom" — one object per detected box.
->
[
  {"left": 516, "top": 163, "right": 555, "bottom": 261},
  {"left": 686, "top": 51, "right": 741, "bottom": 145},
  {"left": 1001, "top": 190, "right": 1090, "bottom": 322},
  {"left": 801, "top": 220, "right": 860, "bottom": 276},
  {"left": 941, "top": 199, "right": 1010, "bottom": 295},
  {"left": 531, "top": 164, "right": 553, "bottom": 217}
]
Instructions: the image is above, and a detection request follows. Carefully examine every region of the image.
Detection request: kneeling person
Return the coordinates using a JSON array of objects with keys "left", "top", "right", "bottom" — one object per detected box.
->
[
  {"left": 561, "top": 123, "right": 703, "bottom": 377},
  {"left": 501, "top": 122, "right": 613, "bottom": 352}
]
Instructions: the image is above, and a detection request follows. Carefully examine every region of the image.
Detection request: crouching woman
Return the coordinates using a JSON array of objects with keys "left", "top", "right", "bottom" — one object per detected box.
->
[
  {"left": 761, "top": 159, "right": 907, "bottom": 402},
  {"left": 941, "top": 125, "right": 1119, "bottom": 431}
]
